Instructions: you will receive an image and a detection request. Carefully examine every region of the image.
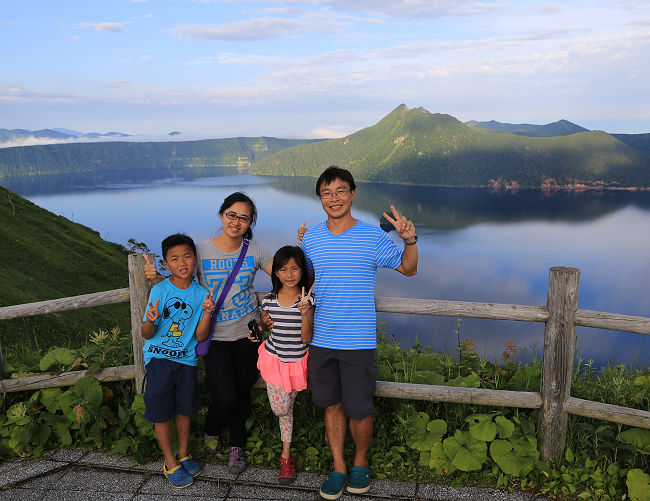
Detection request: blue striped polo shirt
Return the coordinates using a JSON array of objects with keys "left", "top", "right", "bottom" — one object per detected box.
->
[{"left": 301, "top": 220, "right": 403, "bottom": 350}]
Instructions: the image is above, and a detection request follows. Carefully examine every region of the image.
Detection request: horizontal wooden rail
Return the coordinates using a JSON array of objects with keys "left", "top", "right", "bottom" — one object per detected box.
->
[
  {"left": 0, "top": 365, "right": 135, "bottom": 393},
  {"left": 567, "top": 396, "right": 650, "bottom": 429},
  {"left": 574, "top": 309, "right": 650, "bottom": 336},
  {"left": 0, "top": 289, "right": 130, "bottom": 320}
]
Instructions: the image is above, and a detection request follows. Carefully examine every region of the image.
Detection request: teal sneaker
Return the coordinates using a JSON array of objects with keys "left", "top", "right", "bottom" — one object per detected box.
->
[
  {"left": 347, "top": 466, "right": 371, "bottom": 494},
  {"left": 319, "top": 471, "right": 348, "bottom": 500}
]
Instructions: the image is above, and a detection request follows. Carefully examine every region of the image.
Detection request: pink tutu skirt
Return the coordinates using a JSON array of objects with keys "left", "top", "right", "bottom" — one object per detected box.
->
[{"left": 257, "top": 341, "right": 308, "bottom": 394}]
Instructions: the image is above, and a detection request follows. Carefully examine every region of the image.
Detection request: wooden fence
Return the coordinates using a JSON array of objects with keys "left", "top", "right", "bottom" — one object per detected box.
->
[{"left": 1, "top": 253, "right": 649, "bottom": 463}]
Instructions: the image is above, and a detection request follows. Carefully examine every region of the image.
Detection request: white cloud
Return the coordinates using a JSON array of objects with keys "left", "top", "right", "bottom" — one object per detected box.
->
[
  {"left": 76, "top": 22, "right": 127, "bottom": 32},
  {"left": 170, "top": 17, "right": 342, "bottom": 41}
]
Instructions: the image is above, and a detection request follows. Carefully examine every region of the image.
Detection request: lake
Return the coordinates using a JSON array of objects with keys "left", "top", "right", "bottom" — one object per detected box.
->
[{"left": 3, "top": 168, "right": 650, "bottom": 367}]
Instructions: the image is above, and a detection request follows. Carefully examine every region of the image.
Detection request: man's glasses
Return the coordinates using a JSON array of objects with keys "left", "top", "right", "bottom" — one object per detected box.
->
[
  {"left": 224, "top": 212, "right": 252, "bottom": 224},
  {"left": 319, "top": 189, "right": 350, "bottom": 200}
]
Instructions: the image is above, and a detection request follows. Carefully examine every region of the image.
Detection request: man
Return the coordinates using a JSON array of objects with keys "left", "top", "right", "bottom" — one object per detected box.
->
[{"left": 299, "top": 166, "right": 418, "bottom": 500}]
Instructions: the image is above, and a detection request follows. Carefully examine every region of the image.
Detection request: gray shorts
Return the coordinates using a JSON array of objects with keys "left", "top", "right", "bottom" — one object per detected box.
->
[{"left": 307, "top": 346, "right": 378, "bottom": 420}]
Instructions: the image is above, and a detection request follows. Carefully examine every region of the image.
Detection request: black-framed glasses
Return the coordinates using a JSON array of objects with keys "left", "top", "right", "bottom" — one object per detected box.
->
[
  {"left": 319, "top": 189, "right": 350, "bottom": 199},
  {"left": 224, "top": 212, "right": 252, "bottom": 224}
]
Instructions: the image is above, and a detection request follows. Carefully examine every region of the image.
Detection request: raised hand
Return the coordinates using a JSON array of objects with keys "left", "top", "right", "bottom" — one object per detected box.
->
[
  {"left": 383, "top": 205, "right": 416, "bottom": 242},
  {"left": 297, "top": 286, "right": 313, "bottom": 316},
  {"left": 143, "top": 253, "right": 157, "bottom": 280},
  {"left": 202, "top": 292, "right": 216, "bottom": 314},
  {"left": 145, "top": 298, "right": 161, "bottom": 322},
  {"left": 297, "top": 221, "right": 307, "bottom": 245}
]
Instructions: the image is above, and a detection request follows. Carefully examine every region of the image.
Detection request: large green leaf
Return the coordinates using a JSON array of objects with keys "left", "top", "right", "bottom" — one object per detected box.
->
[
  {"left": 618, "top": 428, "right": 650, "bottom": 454},
  {"left": 443, "top": 430, "right": 487, "bottom": 471},
  {"left": 429, "top": 441, "right": 456, "bottom": 475},
  {"left": 627, "top": 469, "right": 650, "bottom": 501},
  {"left": 39, "top": 348, "right": 77, "bottom": 371},
  {"left": 37, "top": 388, "right": 65, "bottom": 413},
  {"left": 490, "top": 438, "right": 539, "bottom": 476},
  {"left": 467, "top": 414, "right": 497, "bottom": 442},
  {"left": 60, "top": 376, "right": 104, "bottom": 424},
  {"left": 495, "top": 416, "right": 515, "bottom": 439}
]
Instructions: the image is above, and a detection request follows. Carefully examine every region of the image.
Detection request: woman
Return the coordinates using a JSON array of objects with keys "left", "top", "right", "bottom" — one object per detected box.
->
[{"left": 146, "top": 192, "right": 272, "bottom": 474}]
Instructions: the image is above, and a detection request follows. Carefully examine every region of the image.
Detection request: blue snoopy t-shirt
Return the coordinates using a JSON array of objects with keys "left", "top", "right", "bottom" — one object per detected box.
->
[{"left": 142, "top": 280, "right": 208, "bottom": 367}]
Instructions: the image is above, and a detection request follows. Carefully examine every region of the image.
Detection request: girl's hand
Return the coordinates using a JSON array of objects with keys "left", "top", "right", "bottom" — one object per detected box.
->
[
  {"left": 383, "top": 205, "right": 416, "bottom": 243},
  {"left": 260, "top": 310, "right": 274, "bottom": 332},
  {"left": 145, "top": 298, "right": 161, "bottom": 322},
  {"left": 297, "top": 287, "right": 313, "bottom": 316},
  {"left": 202, "top": 293, "right": 216, "bottom": 314}
]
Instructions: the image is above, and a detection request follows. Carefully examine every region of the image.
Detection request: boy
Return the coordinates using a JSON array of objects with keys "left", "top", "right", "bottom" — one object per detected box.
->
[{"left": 141, "top": 233, "right": 216, "bottom": 488}]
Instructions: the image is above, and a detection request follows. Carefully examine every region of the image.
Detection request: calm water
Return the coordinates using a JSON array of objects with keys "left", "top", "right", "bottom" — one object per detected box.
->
[{"left": 4, "top": 168, "right": 650, "bottom": 367}]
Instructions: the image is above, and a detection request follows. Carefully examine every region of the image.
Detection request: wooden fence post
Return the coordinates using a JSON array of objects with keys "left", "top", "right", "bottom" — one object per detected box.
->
[
  {"left": 538, "top": 266, "right": 580, "bottom": 462},
  {"left": 128, "top": 253, "right": 154, "bottom": 394}
]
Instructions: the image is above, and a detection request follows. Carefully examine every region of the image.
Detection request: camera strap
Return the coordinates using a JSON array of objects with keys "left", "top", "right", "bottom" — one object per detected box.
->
[{"left": 196, "top": 238, "right": 250, "bottom": 357}]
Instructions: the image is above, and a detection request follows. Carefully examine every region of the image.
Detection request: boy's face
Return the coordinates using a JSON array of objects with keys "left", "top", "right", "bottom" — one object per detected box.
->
[{"left": 163, "top": 244, "right": 197, "bottom": 281}]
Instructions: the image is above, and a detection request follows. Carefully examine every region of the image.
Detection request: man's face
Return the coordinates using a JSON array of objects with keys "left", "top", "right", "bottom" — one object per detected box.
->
[{"left": 318, "top": 178, "right": 355, "bottom": 219}]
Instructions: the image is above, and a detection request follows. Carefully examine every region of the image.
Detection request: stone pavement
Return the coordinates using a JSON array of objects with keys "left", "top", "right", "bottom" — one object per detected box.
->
[{"left": 0, "top": 449, "right": 550, "bottom": 501}]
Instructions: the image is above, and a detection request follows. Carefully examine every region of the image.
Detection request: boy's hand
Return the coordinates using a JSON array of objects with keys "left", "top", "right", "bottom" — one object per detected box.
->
[
  {"left": 202, "top": 293, "right": 216, "bottom": 314},
  {"left": 143, "top": 254, "right": 158, "bottom": 280},
  {"left": 298, "top": 287, "right": 313, "bottom": 316},
  {"left": 383, "top": 205, "right": 416, "bottom": 243},
  {"left": 259, "top": 310, "right": 274, "bottom": 332},
  {"left": 145, "top": 298, "right": 161, "bottom": 322}
]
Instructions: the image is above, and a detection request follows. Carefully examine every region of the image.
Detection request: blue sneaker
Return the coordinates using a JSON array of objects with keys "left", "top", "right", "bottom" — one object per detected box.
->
[
  {"left": 164, "top": 462, "right": 194, "bottom": 488},
  {"left": 347, "top": 466, "right": 371, "bottom": 494},
  {"left": 177, "top": 454, "right": 202, "bottom": 477}
]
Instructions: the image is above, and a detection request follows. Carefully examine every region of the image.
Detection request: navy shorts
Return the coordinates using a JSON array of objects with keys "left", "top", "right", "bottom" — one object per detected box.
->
[
  {"left": 307, "top": 346, "right": 378, "bottom": 420},
  {"left": 143, "top": 358, "right": 202, "bottom": 423}
]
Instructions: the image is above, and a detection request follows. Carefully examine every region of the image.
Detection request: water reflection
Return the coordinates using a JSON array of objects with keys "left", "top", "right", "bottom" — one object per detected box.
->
[{"left": 3, "top": 170, "right": 649, "bottom": 367}]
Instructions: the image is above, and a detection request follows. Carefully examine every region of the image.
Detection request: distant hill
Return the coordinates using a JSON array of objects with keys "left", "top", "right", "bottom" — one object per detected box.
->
[
  {"left": 250, "top": 105, "right": 650, "bottom": 189},
  {"left": 465, "top": 119, "right": 589, "bottom": 137},
  {"left": 0, "top": 184, "right": 132, "bottom": 352},
  {"left": 0, "top": 128, "right": 130, "bottom": 143},
  {"left": 0, "top": 137, "right": 323, "bottom": 177}
]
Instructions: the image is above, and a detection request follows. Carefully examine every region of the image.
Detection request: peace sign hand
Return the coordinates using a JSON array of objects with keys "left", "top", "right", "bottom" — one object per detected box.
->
[
  {"left": 202, "top": 293, "right": 216, "bottom": 314},
  {"left": 145, "top": 298, "right": 161, "bottom": 322},
  {"left": 383, "top": 205, "right": 416, "bottom": 242},
  {"left": 297, "top": 286, "right": 313, "bottom": 316}
]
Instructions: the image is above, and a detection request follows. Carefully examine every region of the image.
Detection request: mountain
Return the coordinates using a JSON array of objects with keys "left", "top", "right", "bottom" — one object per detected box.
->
[
  {"left": 0, "top": 137, "right": 323, "bottom": 177},
  {"left": 465, "top": 119, "right": 589, "bottom": 137},
  {"left": 250, "top": 105, "right": 650, "bottom": 189},
  {"left": 0, "top": 128, "right": 130, "bottom": 144},
  {"left": 0, "top": 184, "right": 131, "bottom": 351}
]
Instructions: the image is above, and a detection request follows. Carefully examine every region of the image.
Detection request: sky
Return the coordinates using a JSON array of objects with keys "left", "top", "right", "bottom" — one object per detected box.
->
[{"left": 1, "top": 0, "right": 650, "bottom": 143}]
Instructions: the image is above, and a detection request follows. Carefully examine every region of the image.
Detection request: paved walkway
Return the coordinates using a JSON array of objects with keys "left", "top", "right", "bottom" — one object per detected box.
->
[{"left": 0, "top": 449, "right": 549, "bottom": 501}]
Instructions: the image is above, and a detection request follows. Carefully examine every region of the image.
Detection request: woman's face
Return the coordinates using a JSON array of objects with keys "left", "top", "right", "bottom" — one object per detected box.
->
[{"left": 220, "top": 201, "right": 252, "bottom": 239}]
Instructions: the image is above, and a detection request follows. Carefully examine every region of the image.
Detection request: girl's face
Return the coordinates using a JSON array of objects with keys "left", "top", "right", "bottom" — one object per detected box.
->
[
  {"left": 275, "top": 258, "right": 302, "bottom": 289},
  {"left": 220, "top": 201, "right": 252, "bottom": 239}
]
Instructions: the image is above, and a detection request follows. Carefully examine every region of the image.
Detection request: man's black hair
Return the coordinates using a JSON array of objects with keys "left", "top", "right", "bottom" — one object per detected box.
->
[
  {"left": 315, "top": 166, "right": 356, "bottom": 196},
  {"left": 161, "top": 233, "right": 197, "bottom": 261}
]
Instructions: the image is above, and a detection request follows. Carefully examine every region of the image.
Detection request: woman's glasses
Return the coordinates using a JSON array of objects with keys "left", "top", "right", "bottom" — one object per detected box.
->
[{"left": 224, "top": 212, "right": 252, "bottom": 224}]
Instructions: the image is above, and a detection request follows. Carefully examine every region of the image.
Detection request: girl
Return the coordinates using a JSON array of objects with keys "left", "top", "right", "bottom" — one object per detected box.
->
[{"left": 253, "top": 245, "right": 314, "bottom": 484}]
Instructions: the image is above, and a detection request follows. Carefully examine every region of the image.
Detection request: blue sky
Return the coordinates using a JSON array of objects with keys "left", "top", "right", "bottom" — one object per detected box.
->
[{"left": 1, "top": 0, "right": 649, "bottom": 142}]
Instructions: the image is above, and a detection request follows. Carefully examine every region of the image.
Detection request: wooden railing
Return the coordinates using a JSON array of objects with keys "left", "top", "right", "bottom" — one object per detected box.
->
[{"left": 1, "top": 254, "right": 649, "bottom": 463}]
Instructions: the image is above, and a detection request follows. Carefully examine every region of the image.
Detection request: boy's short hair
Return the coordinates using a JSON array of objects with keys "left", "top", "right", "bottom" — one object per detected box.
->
[
  {"left": 315, "top": 166, "right": 356, "bottom": 197},
  {"left": 161, "top": 233, "right": 197, "bottom": 261}
]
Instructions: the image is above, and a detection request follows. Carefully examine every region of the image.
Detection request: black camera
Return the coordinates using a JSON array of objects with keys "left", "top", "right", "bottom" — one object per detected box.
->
[{"left": 247, "top": 319, "right": 263, "bottom": 341}]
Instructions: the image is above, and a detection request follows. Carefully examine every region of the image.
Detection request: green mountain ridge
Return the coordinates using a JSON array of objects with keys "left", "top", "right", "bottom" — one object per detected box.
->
[
  {"left": 250, "top": 105, "right": 650, "bottom": 189},
  {"left": 0, "top": 185, "right": 132, "bottom": 354},
  {"left": 0, "top": 137, "right": 322, "bottom": 177}
]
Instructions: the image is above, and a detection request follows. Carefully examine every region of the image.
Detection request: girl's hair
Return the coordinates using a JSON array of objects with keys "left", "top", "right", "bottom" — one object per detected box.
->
[
  {"left": 271, "top": 245, "right": 309, "bottom": 296},
  {"left": 218, "top": 192, "right": 258, "bottom": 240}
]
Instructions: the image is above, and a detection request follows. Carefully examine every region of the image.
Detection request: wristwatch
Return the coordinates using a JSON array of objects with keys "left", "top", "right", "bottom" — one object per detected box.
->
[{"left": 403, "top": 235, "right": 418, "bottom": 246}]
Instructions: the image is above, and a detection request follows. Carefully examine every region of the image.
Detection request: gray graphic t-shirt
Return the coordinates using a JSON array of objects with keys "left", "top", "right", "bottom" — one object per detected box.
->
[{"left": 196, "top": 238, "right": 272, "bottom": 342}]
